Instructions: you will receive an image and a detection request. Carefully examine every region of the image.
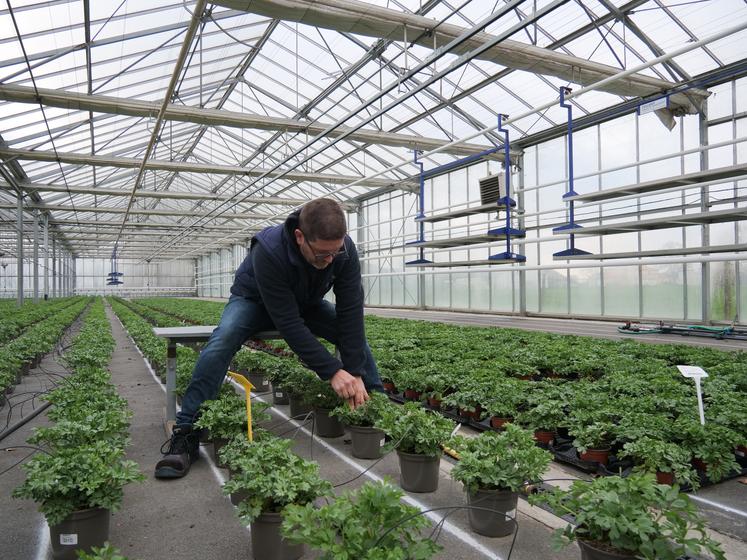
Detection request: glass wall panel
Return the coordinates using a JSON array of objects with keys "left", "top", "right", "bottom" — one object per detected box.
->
[
  {"left": 603, "top": 266, "right": 639, "bottom": 317},
  {"left": 470, "top": 272, "right": 490, "bottom": 311},
  {"left": 490, "top": 271, "right": 514, "bottom": 312},
  {"left": 686, "top": 263, "right": 702, "bottom": 321},
  {"left": 642, "top": 264, "right": 684, "bottom": 319},
  {"left": 539, "top": 270, "right": 567, "bottom": 315},
  {"left": 570, "top": 269, "right": 601, "bottom": 316},
  {"left": 711, "top": 261, "right": 738, "bottom": 321}
]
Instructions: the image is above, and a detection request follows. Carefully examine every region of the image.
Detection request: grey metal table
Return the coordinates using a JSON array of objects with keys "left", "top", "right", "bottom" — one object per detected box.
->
[{"left": 153, "top": 326, "right": 283, "bottom": 423}]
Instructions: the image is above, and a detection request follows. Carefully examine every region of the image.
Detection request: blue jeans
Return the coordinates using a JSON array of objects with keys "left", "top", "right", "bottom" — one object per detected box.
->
[{"left": 176, "top": 294, "right": 383, "bottom": 425}]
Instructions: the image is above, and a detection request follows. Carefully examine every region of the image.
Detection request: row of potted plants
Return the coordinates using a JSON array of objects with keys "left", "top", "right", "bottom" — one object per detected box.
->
[
  {"left": 13, "top": 298, "right": 144, "bottom": 560},
  {"left": 117, "top": 299, "right": 729, "bottom": 559},
  {"left": 0, "top": 296, "right": 83, "bottom": 345},
  {"left": 0, "top": 297, "right": 90, "bottom": 400},
  {"left": 109, "top": 298, "right": 198, "bottom": 396},
  {"left": 130, "top": 298, "right": 747, "bottom": 488}
]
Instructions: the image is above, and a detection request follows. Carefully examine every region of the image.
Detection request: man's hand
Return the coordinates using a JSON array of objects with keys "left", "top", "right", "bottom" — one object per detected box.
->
[{"left": 330, "top": 369, "right": 369, "bottom": 409}]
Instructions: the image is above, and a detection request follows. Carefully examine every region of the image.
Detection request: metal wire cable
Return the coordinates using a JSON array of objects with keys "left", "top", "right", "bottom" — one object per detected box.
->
[{"left": 4, "top": 0, "right": 84, "bottom": 235}]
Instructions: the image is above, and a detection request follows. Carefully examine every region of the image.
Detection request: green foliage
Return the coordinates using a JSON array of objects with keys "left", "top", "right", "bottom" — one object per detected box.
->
[
  {"left": 76, "top": 543, "right": 130, "bottom": 560},
  {"left": 620, "top": 437, "right": 698, "bottom": 489},
  {"left": 195, "top": 387, "right": 270, "bottom": 439},
  {"left": 301, "top": 375, "right": 343, "bottom": 409},
  {"left": 675, "top": 418, "right": 743, "bottom": 482},
  {"left": 451, "top": 424, "right": 552, "bottom": 492},
  {"left": 330, "top": 392, "right": 394, "bottom": 427},
  {"left": 376, "top": 402, "right": 455, "bottom": 456},
  {"left": 222, "top": 437, "right": 331, "bottom": 523},
  {"left": 13, "top": 440, "right": 144, "bottom": 526},
  {"left": 282, "top": 480, "right": 441, "bottom": 560},
  {"left": 529, "top": 474, "right": 725, "bottom": 560},
  {"left": 14, "top": 299, "right": 144, "bottom": 526},
  {"left": 569, "top": 421, "right": 616, "bottom": 453}
]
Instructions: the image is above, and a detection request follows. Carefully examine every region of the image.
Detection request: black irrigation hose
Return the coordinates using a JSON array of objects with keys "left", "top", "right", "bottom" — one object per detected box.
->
[
  {"left": 331, "top": 426, "right": 413, "bottom": 489},
  {"left": 372, "top": 504, "right": 520, "bottom": 559},
  {"left": 0, "top": 401, "right": 52, "bottom": 444}
]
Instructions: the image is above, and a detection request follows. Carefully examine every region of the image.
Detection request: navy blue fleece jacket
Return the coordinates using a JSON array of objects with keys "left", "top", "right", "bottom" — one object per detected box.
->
[{"left": 230, "top": 210, "right": 366, "bottom": 380}]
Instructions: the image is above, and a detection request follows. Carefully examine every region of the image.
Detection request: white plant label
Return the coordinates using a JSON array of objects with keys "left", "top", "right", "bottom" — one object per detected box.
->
[
  {"left": 60, "top": 534, "right": 78, "bottom": 546},
  {"left": 261, "top": 380, "right": 268, "bottom": 387},
  {"left": 276, "top": 392, "right": 283, "bottom": 397},
  {"left": 379, "top": 438, "right": 386, "bottom": 447}
]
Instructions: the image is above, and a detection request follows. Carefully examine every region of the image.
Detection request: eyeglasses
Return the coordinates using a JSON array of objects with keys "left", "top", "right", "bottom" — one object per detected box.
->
[{"left": 303, "top": 235, "right": 347, "bottom": 262}]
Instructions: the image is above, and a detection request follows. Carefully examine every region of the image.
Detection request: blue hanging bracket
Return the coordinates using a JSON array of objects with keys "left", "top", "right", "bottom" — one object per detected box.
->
[
  {"left": 488, "top": 114, "right": 525, "bottom": 262},
  {"left": 406, "top": 149, "right": 433, "bottom": 265},
  {"left": 108, "top": 243, "right": 125, "bottom": 285},
  {"left": 553, "top": 87, "right": 590, "bottom": 258}
]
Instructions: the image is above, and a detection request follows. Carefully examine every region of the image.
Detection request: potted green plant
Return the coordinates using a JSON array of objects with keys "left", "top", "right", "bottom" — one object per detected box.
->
[
  {"left": 217, "top": 430, "right": 269, "bottom": 506},
  {"left": 676, "top": 418, "right": 743, "bottom": 482},
  {"left": 330, "top": 392, "right": 394, "bottom": 458},
  {"left": 77, "top": 543, "right": 130, "bottom": 560},
  {"left": 282, "top": 480, "right": 441, "bottom": 559},
  {"left": 195, "top": 386, "right": 270, "bottom": 466},
  {"left": 516, "top": 400, "right": 567, "bottom": 444},
  {"left": 222, "top": 436, "right": 332, "bottom": 560},
  {"left": 569, "top": 420, "right": 616, "bottom": 465},
  {"left": 619, "top": 437, "right": 698, "bottom": 488},
  {"left": 420, "top": 372, "right": 455, "bottom": 409},
  {"left": 299, "top": 376, "right": 345, "bottom": 438},
  {"left": 375, "top": 402, "right": 455, "bottom": 492},
  {"left": 13, "top": 440, "right": 144, "bottom": 560},
  {"left": 529, "top": 474, "right": 726, "bottom": 560},
  {"left": 481, "top": 378, "right": 527, "bottom": 429},
  {"left": 451, "top": 424, "right": 552, "bottom": 537},
  {"left": 281, "top": 363, "right": 317, "bottom": 419},
  {"left": 233, "top": 348, "right": 276, "bottom": 392},
  {"left": 264, "top": 360, "right": 290, "bottom": 404},
  {"left": 442, "top": 380, "right": 489, "bottom": 423}
]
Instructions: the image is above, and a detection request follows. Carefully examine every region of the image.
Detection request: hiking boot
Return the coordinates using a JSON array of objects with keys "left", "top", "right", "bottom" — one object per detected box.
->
[{"left": 154, "top": 424, "right": 200, "bottom": 479}]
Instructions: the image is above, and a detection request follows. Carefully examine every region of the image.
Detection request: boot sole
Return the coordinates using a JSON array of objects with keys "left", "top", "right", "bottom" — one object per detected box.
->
[{"left": 154, "top": 464, "right": 189, "bottom": 478}]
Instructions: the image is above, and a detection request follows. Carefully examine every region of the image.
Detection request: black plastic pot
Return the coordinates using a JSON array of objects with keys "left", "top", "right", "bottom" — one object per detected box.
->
[
  {"left": 251, "top": 511, "right": 305, "bottom": 560},
  {"left": 466, "top": 488, "right": 518, "bottom": 537},
  {"left": 227, "top": 468, "right": 249, "bottom": 507},
  {"left": 313, "top": 407, "right": 345, "bottom": 438},
  {"left": 212, "top": 437, "right": 229, "bottom": 468},
  {"left": 272, "top": 384, "right": 290, "bottom": 405},
  {"left": 578, "top": 540, "right": 637, "bottom": 560},
  {"left": 396, "top": 450, "right": 441, "bottom": 493},
  {"left": 245, "top": 371, "right": 270, "bottom": 392},
  {"left": 49, "top": 507, "right": 110, "bottom": 560},
  {"left": 288, "top": 393, "right": 312, "bottom": 420},
  {"left": 348, "top": 425, "right": 386, "bottom": 459}
]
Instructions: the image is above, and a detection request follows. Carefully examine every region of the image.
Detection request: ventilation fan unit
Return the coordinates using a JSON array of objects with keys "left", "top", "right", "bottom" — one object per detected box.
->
[{"left": 478, "top": 172, "right": 507, "bottom": 205}]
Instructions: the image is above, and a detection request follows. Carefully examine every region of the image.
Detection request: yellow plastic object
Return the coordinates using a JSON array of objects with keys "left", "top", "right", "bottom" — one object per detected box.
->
[{"left": 226, "top": 371, "right": 255, "bottom": 441}]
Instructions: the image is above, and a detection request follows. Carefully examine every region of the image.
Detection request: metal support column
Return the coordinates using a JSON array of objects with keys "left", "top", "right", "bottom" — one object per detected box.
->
[
  {"left": 166, "top": 339, "right": 177, "bottom": 423},
  {"left": 700, "top": 106, "right": 711, "bottom": 322},
  {"left": 33, "top": 209, "right": 39, "bottom": 302},
  {"left": 52, "top": 238, "right": 56, "bottom": 298},
  {"left": 517, "top": 154, "right": 527, "bottom": 316},
  {"left": 16, "top": 190, "right": 23, "bottom": 306},
  {"left": 43, "top": 214, "right": 49, "bottom": 300},
  {"left": 553, "top": 87, "right": 590, "bottom": 258}
]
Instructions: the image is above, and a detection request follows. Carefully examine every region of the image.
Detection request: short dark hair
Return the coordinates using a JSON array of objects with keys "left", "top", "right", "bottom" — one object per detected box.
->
[{"left": 298, "top": 198, "right": 347, "bottom": 241}]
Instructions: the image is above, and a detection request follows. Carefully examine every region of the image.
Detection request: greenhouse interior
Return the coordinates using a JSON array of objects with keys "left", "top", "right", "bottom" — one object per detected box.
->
[{"left": 1, "top": 1, "right": 747, "bottom": 559}]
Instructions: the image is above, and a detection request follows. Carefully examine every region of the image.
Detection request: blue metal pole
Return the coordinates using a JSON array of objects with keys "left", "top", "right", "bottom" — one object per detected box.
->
[
  {"left": 553, "top": 87, "right": 589, "bottom": 258},
  {"left": 414, "top": 150, "right": 426, "bottom": 263},
  {"left": 497, "top": 114, "right": 512, "bottom": 255},
  {"left": 487, "top": 115, "right": 525, "bottom": 263}
]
